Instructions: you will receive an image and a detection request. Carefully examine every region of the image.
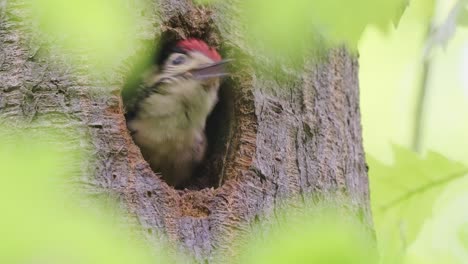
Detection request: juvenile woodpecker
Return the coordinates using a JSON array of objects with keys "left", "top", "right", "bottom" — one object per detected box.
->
[{"left": 122, "top": 38, "right": 228, "bottom": 187}]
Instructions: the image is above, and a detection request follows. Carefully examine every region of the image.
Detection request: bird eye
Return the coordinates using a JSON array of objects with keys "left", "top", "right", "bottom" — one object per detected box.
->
[{"left": 171, "top": 55, "right": 186, "bottom": 65}]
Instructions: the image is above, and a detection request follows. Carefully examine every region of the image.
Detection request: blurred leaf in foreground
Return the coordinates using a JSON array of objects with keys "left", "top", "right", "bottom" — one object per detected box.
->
[
  {"left": 404, "top": 169, "right": 468, "bottom": 264},
  {"left": 458, "top": 2, "right": 468, "bottom": 26},
  {"left": 424, "top": 0, "right": 468, "bottom": 55},
  {"left": 369, "top": 146, "right": 468, "bottom": 264},
  {"left": 235, "top": 203, "right": 377, "bottom": 264},
  {"left": 0, "top": 129, "right": 172, "bottom": 264},
  {"left": 30, "top": 0, "right": 152, "bottom": 72},
  {"left": 358, "top": 0, "right": 436, "bottom": 162},
  {"left": 242, "top": 0, "right": 416, "bottom": 60}
]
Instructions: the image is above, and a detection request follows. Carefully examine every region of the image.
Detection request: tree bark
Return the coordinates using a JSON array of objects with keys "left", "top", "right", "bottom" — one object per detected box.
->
[{"left": 0, "top": 0, "right": 370, "bottom": 262}]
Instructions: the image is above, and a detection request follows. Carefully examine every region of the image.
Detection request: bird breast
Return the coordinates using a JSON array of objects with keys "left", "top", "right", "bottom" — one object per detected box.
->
[{"left": 127, "top": 80, "right": 218, "bottom": 177}]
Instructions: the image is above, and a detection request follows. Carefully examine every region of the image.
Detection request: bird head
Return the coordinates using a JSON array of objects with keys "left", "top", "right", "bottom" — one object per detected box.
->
[{"left": 160, "top": 38, "right": 229, "bottom": 81}]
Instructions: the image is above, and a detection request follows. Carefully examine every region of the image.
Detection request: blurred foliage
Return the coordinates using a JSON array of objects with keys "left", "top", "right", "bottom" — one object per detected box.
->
[
  {"left": 369, "top": 147, "right": 468, "bottom": 263},
  {"left": 0, "top": 130, "right": 174, "bottom": 264},
  {"left": 359, "top": 0, "right": 468, "bottom": 163},
  {"left": 458, "top": 2, "right": 468, "bottom": 26},
  {"left": 29, "top": 0, "right": 153, "bottom": 73},
  {"left": 360, "top": 1, "right": 468, "bottom": 262},
  {"left": 425, "top": 0, "right": 468, "bottom": 57},
  {"left": 241, "top": 0, "right": 412, "bottom": 60},
  {"left": 3, "top": 0, "right": 468, "bottom": 263},
  {"left": 404, "top": 174, "right": 468, "bottom": 264},
  {"left": 359, "top": 0, "right": 435, "bottom": 161},
  {"left": 193, "top": 0, "right": 215, "bottom": 5},
  {"left": 234, "top": 204, "right": 377, "bottom": 264}
]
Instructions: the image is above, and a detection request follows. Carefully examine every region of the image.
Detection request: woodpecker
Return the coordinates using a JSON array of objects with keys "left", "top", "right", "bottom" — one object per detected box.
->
[{"left": 122, "top": 38, "right": 229, "bottom": 187}]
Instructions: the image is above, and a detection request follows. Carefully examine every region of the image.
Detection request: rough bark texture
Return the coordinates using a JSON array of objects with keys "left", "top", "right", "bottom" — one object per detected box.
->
[{"left": 0, "top": 0, "right": 370, "bottom": 262}]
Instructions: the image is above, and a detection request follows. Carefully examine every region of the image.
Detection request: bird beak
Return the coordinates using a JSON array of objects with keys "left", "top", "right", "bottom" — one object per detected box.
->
[{"left": 190, "top": 59, "right": 232, "bottom": 80}]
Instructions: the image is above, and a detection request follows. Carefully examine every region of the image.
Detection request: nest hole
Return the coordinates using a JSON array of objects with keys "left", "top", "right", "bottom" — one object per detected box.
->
[
  {"left": 190, "top": 78, "right": 234, "bottom": 189},
  {"left": 159, "top": 31, "right": 235, "bottom": 190},
  {"left": 122, "top": 29, "right": 236, "bottom": 190}
]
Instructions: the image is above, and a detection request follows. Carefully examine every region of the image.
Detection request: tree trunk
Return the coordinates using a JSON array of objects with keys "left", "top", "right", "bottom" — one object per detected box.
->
[{"left": 0, "top": 0, "right": 370, "bottom": 262}]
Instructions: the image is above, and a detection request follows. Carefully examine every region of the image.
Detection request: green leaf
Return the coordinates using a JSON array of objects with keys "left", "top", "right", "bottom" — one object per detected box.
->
[
  {"left": 0, "top": 130, "right": 177, "bottom": 264},
  {"left": 29, "top": 0, "right": 153, "bottom": 73},
  {"left": 235, "top": 205, "right": 377, "bottom": 264},
  {"left": 458, "top": 223, "right": 468, "bottom": 252},
  {"left": 242, "top": 0, "right": 413, "bottom": 59},
  {"left": 404, "top": 175, "right": 468, "bottom": 264},
  {"left": 457, "top": 3, "right": 468, "bottom": 26},
  {"left": 369, "top": 146, "right": 468, "bottom": 263}
]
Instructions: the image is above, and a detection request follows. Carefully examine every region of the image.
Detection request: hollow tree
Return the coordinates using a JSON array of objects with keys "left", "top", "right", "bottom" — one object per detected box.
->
[{"left": 0, "top": 0, "right": 370, "bottom": 262}]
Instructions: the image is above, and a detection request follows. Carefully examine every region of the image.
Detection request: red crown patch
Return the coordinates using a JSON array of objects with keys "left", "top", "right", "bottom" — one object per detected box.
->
[{"left": 176, "top": 38, "right": 222, "bottom": 62}]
